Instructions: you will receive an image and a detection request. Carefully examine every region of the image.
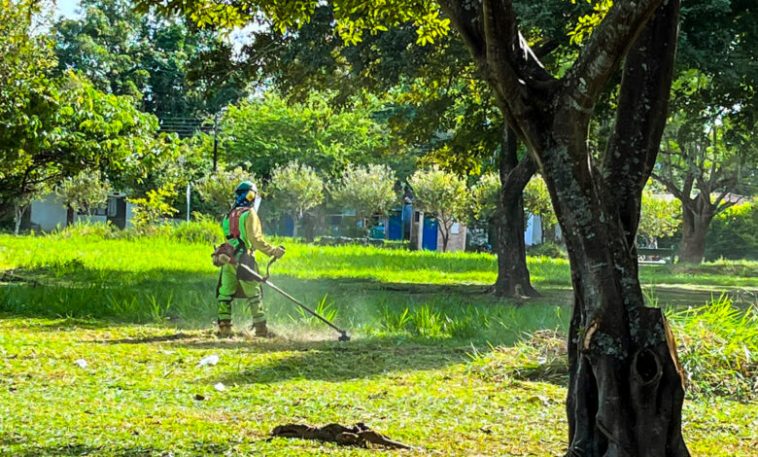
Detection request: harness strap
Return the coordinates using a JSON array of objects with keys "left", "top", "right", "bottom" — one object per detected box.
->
[{"left": 226, "top": 207, "right": 250, "bottom": 253}]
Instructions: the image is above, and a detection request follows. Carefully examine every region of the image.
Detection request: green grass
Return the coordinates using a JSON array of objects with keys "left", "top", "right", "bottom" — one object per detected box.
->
[{"left": 1, "top": 229, "right": 757, "bottom": 455}]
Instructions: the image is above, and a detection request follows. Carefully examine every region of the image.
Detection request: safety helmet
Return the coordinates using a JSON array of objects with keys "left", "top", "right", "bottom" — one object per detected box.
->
[{"left": 234, "top": 180, "right": 258, "bottom": 204}]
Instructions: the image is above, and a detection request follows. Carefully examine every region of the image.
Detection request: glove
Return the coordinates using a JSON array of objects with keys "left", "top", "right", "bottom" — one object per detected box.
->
[{"left": 272, "top": 245, "right": 286, "bottom": 259}]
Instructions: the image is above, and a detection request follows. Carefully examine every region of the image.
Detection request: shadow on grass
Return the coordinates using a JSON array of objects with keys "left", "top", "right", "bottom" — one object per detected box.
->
[
  {"left": 104, "top": 332, "right": 196, "bottom": 344},
  {"left": 0, "top": 441, "right": 159, "bottom": 457},
  {"left": 188, "top": 338, "right": 476, "bottom": 384}
]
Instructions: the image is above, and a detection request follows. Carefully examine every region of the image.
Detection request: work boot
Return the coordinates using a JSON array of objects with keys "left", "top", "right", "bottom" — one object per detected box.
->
[
  {"left": 253, "top": 321, "right": 276, "bottom": 338},
  {"left": 217, "top": 320, "right": 233, "bottom": 338}
]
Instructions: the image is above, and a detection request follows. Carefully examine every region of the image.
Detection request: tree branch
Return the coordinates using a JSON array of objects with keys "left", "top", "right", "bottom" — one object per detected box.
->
[
  {"left": 442, "top": 0, "right": 554, "bottom": 152},
  {"left": 600, "top": 0, "right": 679, "bottom": 240},
  {"left": 563, "top": 0, "right": 665, "bottom": 111},
  {"left": 650, "top": 172, "right": 682, "bottom": 200}
]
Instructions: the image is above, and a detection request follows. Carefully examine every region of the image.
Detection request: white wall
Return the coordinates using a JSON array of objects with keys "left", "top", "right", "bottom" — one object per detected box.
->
[
  {"left": 524, "top": 215, "right": 543, "bottom": 246},
  {"left": 125, "top": 202, "right": 135, "bottom": 228},
  {"left": 30, "top": 194, "right": 68, "bottom": 231},
  {"left": 30, "top": 193, "right": 134, "bottom": 231}
]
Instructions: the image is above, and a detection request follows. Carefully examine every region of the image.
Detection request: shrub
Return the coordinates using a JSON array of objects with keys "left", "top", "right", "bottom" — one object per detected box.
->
[
  {"left": 129, "top": 186, "right": 179, "bottom": 229},
  {"left": 172, "top": 219, "right": 224, "bottom": 245},
  {"left": 705, "top": 201, "right": 758, "bottom": 261},
  {"left": 668, "top": 294, "right": 757, "bottom": 400},
  {"left": 53, "top": 221, "right": 115, "bottom": 239},
  {"left": 527, "top": 242, "right": 566, "bottom": 259}
]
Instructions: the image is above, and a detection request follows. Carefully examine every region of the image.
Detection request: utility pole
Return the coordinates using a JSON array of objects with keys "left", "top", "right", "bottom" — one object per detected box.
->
[{"left": 212, "top": 112, "right": 220, "bottom": 172}]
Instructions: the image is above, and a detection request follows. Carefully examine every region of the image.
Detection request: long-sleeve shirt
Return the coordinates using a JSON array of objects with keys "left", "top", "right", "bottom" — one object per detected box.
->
[{"left": 240, "top": 208, "right": 276, "bottom": 257}]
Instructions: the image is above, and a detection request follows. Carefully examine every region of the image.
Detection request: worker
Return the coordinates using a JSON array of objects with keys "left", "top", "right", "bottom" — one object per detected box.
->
[{"left": 215, "top": 180, "right": 285, "bottom": 338}]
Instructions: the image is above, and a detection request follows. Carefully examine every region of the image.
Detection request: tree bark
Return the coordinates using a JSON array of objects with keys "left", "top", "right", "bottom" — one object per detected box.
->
[
  {"left": 678, "top": 202, "right": 712, "bottom": 263},
  {"left": 493, "top": 126, "right": 539, "bottom": 298},
  {"left": 439, "top": 222, "right": 450, "bottom": 252},
  {"left": 67, "top": 205, "right": 75, "bottom": 227}
]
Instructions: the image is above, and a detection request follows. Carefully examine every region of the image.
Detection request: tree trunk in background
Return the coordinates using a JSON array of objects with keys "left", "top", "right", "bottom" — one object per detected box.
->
[
  {"left": 303, "top": 212, "right": 316, "bottom": 243},
  {"left": 678, "top": 201, "right": 712, "bottom": 264},
  {"left": 67, "top": 206, "right": 75, "bottom": 227},
  {"left": 13, "top": 203, "right": 26, "bottom": 235},
  {"left": 439, "top": 224, "right": 450, "bottom": 252},
  {"left": 493, "top": 127, "right": 538, "bottom": 298}
]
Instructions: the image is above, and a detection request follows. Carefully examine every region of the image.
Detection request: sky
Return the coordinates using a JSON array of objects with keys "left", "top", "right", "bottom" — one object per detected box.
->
[{"left": 56, "top": 0, "right": 80, "bottom": 19}]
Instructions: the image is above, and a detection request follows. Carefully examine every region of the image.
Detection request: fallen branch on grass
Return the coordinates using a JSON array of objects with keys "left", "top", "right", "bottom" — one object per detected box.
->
[{"left": 270, "top": 422, "right": 412, "bottom": 450}]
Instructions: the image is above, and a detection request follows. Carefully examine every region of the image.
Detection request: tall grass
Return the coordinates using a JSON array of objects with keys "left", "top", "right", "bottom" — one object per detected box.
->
[
  {"left": 1, "top": 224, "right": 756, "bottom": 342},
  {"left": 668, "top": 294, "right": 757, "bottom": 399}
]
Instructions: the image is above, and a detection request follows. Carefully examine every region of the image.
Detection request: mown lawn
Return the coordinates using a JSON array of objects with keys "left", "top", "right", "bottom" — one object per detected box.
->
[{"left": 1, "top": 231, "right": 756, "bottom": 455}]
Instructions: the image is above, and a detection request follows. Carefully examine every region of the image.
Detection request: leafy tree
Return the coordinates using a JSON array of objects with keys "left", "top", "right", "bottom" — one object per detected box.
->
[
  {"left": 705, "top": 200, "right": 758, "bottom": 260},
  {"left": 54, "top": 0, "right": 250, "bottom": 122},
  {"left": 409, "top": 167, "right": 467, "bottom": 252},
  {"left": 653, "top": 114, "right": 757, "bottom": 263},
  {"left": 469, "top": 172, "right": 499, "bottom": 225},
  {"left": 136, "top": 0, "right": 691, "bottom": 452},
  {"left": 0, "top": 0, "right": 58, "bottom": 229},
  {"left": 638, "top": 190, "right": 681, "bottom": 247},
  {"left": 194, "top": 167, "right": 256, "bottom": 220},
  {"left": 56, "top": 171, "right": 112, "bottom": 226},
  {"left": 267, "top": 161, "right": 324, "bottom": 238},
  {"left": 331, "top": 164, "right": 397, "bottom": 235},
  {"left": 220, "top": 92, "right": 393, "bottom": 179},
  {"left": 0, "top": 1, "right": 165, "bottom": 230},
  {"left": 648, "top": 0, "right": 758, "bottom": 263},
  {"left": 523, "top": 175, "right": 557, "bottom": 240},
  {"left": 129, "top": 185, "right": 179, "bottom": 229}
]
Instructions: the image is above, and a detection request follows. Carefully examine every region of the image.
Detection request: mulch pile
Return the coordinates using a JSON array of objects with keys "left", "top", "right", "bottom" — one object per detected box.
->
[{"left": 270, "top": 422, "right": 412, "bottom": 450}]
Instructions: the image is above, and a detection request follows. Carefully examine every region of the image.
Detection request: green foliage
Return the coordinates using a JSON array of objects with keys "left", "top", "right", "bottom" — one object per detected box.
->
[
  {"left": 129, "top": 186, "right": 179, "bottom": 229},
  {"left": 55, "top": 170, "right": 111, "bottom": 216},
  {"left": 523, "top": 176, "right": 557, "bottom": 229},
  {"left": 526, "top": 242, "right": 567, "bottom": 259},
  {"left": 567, "top": 0, "right": 613, "bottom": 45},
  {"left": 221, "top": 92, "right": 392, "bottom": 179},
  {"left": 638, "top": 190, "right": 681, "bottom": 243},
  {"left": 194, "top": 167, "right": 256, "bottom": 219},
  {"left": 331, "top": 164, "right": 397, "bottom": 223},
  {"left": 469, "top": 172, "right": 500, "bottom": 225},
  {"left": 706, "top": 201, "right": 758, "bottom": 260},
  {"left": 410, "top": 166, "right": 467, "bottom": 251},
  {"left": 51, "top": 221, "right": 117, "bottom": 239},
  {"left": 268, "top": 161, "right": 325, "bottom": 220},
  {"left": 668, "top": 295, "right": 757, "bottom": 400},
  {"left": 138, "top": 0, "right": 450, "bottom": 46},
  {"left": 54, "top": 0, "right": 249, "bottom": 120},
  {"left": 171, "top": 218, "right": 224, "bottom": 245}
]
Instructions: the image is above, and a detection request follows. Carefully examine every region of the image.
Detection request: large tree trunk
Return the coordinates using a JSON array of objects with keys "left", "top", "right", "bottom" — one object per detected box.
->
[
  {"left": 493, "top": 127, "right": 539, "bottom": 297},
  {"left": 442, "top": 0, "right": 689, "bottom": 453},
  {"left": 678, "top": 203, "right": 712, "bottom": 264}
]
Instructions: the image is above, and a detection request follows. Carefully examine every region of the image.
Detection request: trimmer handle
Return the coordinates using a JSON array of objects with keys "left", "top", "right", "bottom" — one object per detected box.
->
[{"left": 262, "top": 246, "right": 285, "bottom": 281}]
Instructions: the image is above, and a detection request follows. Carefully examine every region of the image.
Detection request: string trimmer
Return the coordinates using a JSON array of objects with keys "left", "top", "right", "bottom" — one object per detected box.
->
[{"left": 236, "top": 253, "right": 350, "bottom": 342}]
